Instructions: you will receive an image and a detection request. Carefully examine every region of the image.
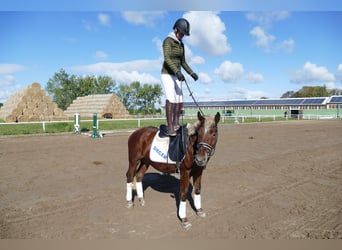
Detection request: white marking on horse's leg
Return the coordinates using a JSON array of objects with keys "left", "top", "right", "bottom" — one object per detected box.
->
[
  {"left": 194, "top": 194, "right": 206, "bottom": 218},
  {"left": 126, "top": 182, "right": 133, "bottom": 201},
  {"left": 136, "top": 182, "right": 145, "bottom": 206},
  {"left": 179, "top": 201, "right": 187, "bottom": 219},
  {"left": 194, "top": 194, "right": 201, "bottom": 210},
  {"left": 136, "top": 182, "right": 143, "bottom": 198}
]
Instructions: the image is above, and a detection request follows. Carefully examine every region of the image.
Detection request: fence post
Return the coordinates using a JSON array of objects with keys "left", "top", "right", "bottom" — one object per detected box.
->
[
  {"left": 74, "top": 113, "right": 80, "bottom": 134},
  {"left": 91, "top": 113, "right": 101, "bottom": 138}
]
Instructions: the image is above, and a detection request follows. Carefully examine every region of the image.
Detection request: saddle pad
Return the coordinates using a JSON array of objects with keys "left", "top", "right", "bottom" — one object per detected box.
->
[{"left": 150, "top": 131, "right": 176, "bottom": 164}]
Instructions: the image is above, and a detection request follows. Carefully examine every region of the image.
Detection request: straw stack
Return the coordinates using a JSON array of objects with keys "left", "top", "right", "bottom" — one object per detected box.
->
[
  {"left": 0, "top": 82, "right": 67, "bottom": 122},
  {"left": 64, "top": 94, "right": 130, "bottom": 118}
]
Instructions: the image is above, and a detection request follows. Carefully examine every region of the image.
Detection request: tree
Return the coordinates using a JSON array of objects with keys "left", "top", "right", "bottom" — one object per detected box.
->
[
  {"left": 46, "top": 69, "right": 117, "bottom": 110},
  {"left": 117, "top": 81, "right": 162, "bottom": 115},
  {"left": 138, "top": 83, "right": 163, "bottom": 114},
  {"left": 46, "top": 69, "right": 76, "bottom": 110},
  {"left": 281, "top": 86, "right": 332, "bottom": 98},
  {"left": 281, "top": 91, "right": 295, "bottom": 98}
]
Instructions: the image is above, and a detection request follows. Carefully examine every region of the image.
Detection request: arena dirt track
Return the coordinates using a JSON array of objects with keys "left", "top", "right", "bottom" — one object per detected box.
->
[{"left": 0, "top": 120, "right": 341, "bottom": 239}]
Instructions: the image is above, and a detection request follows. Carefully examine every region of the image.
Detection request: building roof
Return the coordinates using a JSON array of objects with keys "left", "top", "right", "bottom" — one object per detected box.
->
[{"left": 183, "top": 96, "right": 342, "bottom": 107}]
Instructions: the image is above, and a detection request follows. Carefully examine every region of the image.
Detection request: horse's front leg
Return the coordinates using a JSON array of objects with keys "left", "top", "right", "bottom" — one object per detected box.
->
[
  {"left": 192, "top": 168, "right": 206, "bottom": 218},
  {"left": 179, "top": 169, "right": 191, "bottom": 229},
  {"left": 125, "top": 158, "right": 140, "bottom": 209}
]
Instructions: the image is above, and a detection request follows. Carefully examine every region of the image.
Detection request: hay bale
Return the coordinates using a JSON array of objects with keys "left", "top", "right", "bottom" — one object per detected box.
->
[
  {"left": 0, "top": 82, "right": 67, "bottom": 122},
  {"left": 64, "top": 94, "right": 130, "bottom": 119}
]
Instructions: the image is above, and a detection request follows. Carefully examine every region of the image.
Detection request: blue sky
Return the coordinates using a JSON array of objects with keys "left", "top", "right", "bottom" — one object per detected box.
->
[{"left": 1, "top": 7, "right": 342, "bottom": 103}]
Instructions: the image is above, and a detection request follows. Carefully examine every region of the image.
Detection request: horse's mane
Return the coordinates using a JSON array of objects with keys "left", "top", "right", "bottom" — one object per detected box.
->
[
  {"left": 186, "top": 121, "right": 199, "bottom": 136},
  {"left": 187, "top": 114, "right": 217, "bottom": 136}
]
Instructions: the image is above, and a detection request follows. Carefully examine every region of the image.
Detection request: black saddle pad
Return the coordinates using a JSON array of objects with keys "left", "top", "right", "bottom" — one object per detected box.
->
[{"left": 159, "top": 124, "right": 188, "bottom": 162}]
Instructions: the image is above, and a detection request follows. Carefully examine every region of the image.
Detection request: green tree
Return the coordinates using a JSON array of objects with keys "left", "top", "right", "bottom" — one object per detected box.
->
[
  {"left": 138, "top": 83, "right": 163, "bottom": 115},
  {"left": 46, "top": 69, "right": 117, "bottom": 110},
  {"left": 46, "top": 69, "right": 76, "bottom": 110},
  {"left": 291, "top": 86, "right": 329, "bottom": 98},
  {"left": 117, "top": 81, "right": 162, "bottom": 115},
  {"left": 281, "top": 90, "right": 295, "bottom": 98},
  {"left": 281, "top": 86, "right": 333, "bottom": 98}
]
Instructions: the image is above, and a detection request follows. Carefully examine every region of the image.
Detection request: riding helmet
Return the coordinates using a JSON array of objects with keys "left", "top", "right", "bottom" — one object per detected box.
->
[{"left": 173, "top": 18, "right": 190, "bottom": 36}]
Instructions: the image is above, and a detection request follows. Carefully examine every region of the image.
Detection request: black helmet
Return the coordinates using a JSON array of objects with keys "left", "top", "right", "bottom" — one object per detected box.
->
[{"left": 173, "top": 18, "right": 190, "bottom": 36}]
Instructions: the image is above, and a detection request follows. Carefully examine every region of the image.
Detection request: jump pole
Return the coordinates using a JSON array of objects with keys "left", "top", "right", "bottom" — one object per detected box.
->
[
  {"left": 74, "top": 113, "right": 81, "bottom": 134},
  {"left": 90, "top": 113, "right": 101, "bottom": 138}
]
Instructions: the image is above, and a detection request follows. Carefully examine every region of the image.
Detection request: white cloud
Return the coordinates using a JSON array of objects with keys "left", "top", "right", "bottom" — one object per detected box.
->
[
  {"left": 0, "top": 64, "right": 27, "bottom": 103},
  {"left": 94, "top": 51, "right": 109, "bottom": 60},
  {"left": 72, "top": 60, "right": 161, "bottom": 84},
  {"left": 231, "top": 87, "right": 267, "bottom": 100},
  {"left": 336, "top": 64, "right": 342, "bottom": 82},
  {"left": 198, "top": 72, "right": 212, "bottom": 83},
  {"left": 0, "top": 75, "right": 15, "bottom": 88},
  {"left": 291, "top": 61, "right": 335, "bottom": 84},
  {"left": 98, "top": 13, "right": 110, "bottom": 26},
  {"left": 245, "top": 72, "right": 264, "bottom": 83},
  {"left": 122, "top": 11, "right": 165, "bottom": 26},
  {"left": 184, "top": 44, "right": 205, "bottom": 65},
  {"left": 214, "top": 61, "right": 244, "bottom": 83},
  {"left": 246, "top": 11, "right": 290, "bottom": 27},
  {"left": 277, "top": 38, "right": 295, "bottom": 53},
  {"left": 82, "top": 20, "right": 97, "bottom": 32},
  {"left": 247, "top": 12, "right": 294, "bottom": 53},
  {"left": 250, "top": 26, "right": 275, "bottom": 51},
  {"left": 0, "top": 64, "right": 27, "bottom": 75},
  {"left": 183, "top": 11, "right": 231, "bottom": 56}
]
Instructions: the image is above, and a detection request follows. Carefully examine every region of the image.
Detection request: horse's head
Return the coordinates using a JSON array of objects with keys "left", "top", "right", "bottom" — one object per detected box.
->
[{"left": 189, "top": 111, "right": 220, "bottom": 168}]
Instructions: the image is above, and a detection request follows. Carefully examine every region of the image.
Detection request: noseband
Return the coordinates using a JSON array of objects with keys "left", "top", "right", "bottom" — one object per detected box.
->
[{"left": 196, "top": 142, "right": 216, "bottom": 157}]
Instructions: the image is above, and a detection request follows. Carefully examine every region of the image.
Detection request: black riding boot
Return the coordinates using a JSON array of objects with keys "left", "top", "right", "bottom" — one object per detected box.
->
[
  {"left": 166, "top": 100, "right": 176, "bottom": 136},
  {"left": 173, "top": 102, "right": 183, "bottom": 131}
]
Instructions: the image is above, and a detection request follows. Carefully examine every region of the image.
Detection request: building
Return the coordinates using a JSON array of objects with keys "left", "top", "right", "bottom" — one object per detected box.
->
[{"left": 182, "top": 96, "right": 342, "bottom": 118}]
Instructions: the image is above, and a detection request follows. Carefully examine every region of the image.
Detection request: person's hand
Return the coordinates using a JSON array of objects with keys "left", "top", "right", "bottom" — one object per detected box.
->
[
  {"left": 191, "top": 73, "right": 199, "bottom": 81},
  {"left": 176, "top": 71, "right": 185, "bottom": 81}
]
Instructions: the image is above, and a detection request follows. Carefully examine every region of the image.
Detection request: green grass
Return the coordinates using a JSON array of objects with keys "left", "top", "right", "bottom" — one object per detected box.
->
[{"left": 0, "top": 116, "right": 309, "bottom": 136}]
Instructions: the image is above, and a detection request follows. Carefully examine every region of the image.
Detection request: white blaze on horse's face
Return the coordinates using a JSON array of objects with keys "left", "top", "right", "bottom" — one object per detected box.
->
[{"left": 194, "top": 113, "right": 219, "bottom": 167}]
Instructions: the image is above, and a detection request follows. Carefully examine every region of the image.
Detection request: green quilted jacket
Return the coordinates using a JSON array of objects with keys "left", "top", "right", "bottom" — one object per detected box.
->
[{"left": 161, "top": 32, "right": 194, "bottom": 76}]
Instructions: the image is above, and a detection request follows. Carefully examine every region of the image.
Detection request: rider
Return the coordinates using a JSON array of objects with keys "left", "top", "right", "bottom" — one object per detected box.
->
[{"left": 161, "top": 18, "right": 199, "bottom": 136}]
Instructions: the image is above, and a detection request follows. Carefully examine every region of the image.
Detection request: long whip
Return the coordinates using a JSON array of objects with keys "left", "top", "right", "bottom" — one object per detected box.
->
[{"left": 183, "top": 79, "right": 205, "bottom": 116}]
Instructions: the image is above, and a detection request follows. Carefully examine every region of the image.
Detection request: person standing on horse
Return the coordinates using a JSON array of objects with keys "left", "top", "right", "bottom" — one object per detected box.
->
[{"left": 161, "top": 18, "right": 199, "bottom": 136}]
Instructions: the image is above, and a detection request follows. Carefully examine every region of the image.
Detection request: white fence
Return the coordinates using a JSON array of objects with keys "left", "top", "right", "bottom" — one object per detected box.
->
[{"left": 0, "top": 114, "right": 340, "bottom": 134}]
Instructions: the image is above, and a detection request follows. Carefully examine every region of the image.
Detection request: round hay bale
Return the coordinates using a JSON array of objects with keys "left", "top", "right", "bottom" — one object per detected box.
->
[
  {"left": 5, "top": 115, "right": 17, "bottom": 122},
  {"left": 18, "top": 115, "right": 29, "bottom": 122},
  {"left": 28, "top": 115, "right": 40, "bottom": 122}
]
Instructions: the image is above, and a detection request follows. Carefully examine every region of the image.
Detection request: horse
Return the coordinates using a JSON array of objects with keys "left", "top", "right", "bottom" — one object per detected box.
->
[{"left": 125, "top": 111, "right": 220, "bottom": 229}]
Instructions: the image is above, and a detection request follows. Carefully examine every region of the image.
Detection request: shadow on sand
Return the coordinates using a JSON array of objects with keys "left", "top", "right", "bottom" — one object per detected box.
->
[{"left": 141, "top": 173, "right": 196, "bottom": 213}]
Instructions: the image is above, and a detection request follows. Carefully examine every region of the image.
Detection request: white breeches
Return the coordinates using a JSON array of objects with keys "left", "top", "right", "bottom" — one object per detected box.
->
[{"left": 161, "top": 74, "right": 183, "bottom": 103}]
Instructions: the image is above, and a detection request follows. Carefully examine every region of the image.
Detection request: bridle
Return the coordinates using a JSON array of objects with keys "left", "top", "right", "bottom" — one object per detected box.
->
[{"left": 196, "top": 142, "right": 216, "bottom": 157}]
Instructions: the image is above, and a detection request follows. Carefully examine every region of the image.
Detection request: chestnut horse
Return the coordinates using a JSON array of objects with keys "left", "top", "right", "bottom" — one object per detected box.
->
[{"left": 125, "top": 111, "right": 220, "bottom": 229}]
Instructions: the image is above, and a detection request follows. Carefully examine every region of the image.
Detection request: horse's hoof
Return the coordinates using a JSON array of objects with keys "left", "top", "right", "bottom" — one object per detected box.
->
[
  {"left": 196, "top": 208, "right": 206, "bottom": 218},
  {"left": 126, "top": 200, "right": 134, "bottom": 209},
  {"left": 180, "top": 218, "right": 192, "bottom": 230},
  {"left": 139, "top": 198, "right": 145, "bottom": 206}
]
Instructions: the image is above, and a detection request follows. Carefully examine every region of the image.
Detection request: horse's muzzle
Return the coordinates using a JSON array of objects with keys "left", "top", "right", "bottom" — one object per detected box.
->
[
  {"left": 194, "top": 142, "right": 215, "bottom": 167},
  {"left": 194, "top": 154, "right": 208, "bottom": 167}
]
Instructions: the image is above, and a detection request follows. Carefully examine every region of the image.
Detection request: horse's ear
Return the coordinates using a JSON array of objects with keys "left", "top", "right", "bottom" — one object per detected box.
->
[
  {"left": 198, "top": 111, "right": 205, "bottom": 123},
  {"left": 215, "top": 112, "right": 221, "bottom": 124}
]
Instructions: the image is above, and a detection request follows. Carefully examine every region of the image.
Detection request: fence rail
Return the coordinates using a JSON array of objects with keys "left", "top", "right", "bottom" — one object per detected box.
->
[{"left": 0, "top": 114, "right": 340, "bottom": 136}]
